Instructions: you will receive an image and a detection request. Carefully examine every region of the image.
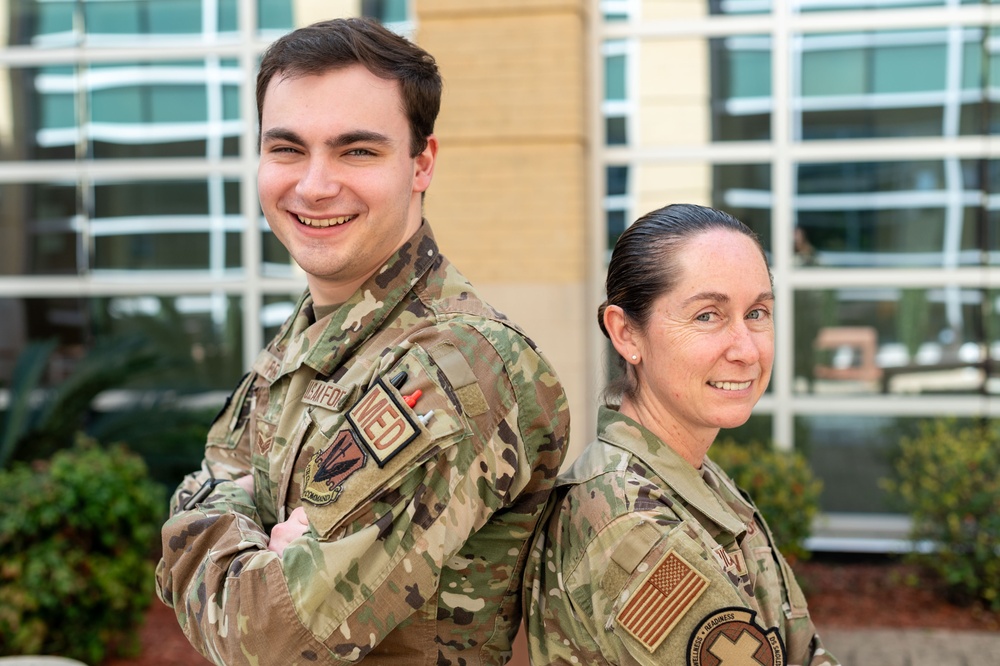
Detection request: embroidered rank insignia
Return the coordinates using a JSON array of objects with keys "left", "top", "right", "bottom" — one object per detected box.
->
[
  {"left": 301, "top": 428, "right": 368, "bottom": 506},
  {"left": 346, "top": 377, "right": 419, "bottom": 467},
  {"left": 687, "top": 607, "right": 786, "bottom": 666},
  {"left": 617, "top": 549, "right": 709, "bottom": 652}
]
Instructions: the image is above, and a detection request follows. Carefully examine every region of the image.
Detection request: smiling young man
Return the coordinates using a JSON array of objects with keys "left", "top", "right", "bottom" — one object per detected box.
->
[{"left": 155, "top": 18, "right": 569, "bottom": 665}]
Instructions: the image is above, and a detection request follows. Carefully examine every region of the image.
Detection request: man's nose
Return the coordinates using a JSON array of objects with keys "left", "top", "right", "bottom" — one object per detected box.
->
[{"left": 295, "top": 158, "right": 342, "bottom": 201}]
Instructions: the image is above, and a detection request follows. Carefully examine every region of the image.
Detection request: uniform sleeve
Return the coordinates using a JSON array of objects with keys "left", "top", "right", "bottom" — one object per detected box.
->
[
  {"left": 562, "top": 516, "right": 840, "bottom": 666},
  {"left": 155, "top": 325, "right": 568, "bottom": 665}
]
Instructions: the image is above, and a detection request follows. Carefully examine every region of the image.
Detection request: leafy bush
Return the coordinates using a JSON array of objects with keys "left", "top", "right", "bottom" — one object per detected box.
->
[
  {"left": 710, "top": 438, "right": 823, "bottom": 562},
  {"left": 882, "top": 418, "right": 1000, "bottom": 610},
  {"left": 0, "top": 436, "right": 166, "bottom": 663}
]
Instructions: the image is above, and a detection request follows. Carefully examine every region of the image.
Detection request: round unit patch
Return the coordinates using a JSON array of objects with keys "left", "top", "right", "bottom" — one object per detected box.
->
[{"left": 687, "top": 607, "right": 785, "bottom": 666}]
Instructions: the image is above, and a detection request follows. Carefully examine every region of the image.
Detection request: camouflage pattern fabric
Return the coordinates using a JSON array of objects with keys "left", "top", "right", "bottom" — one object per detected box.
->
[
  {"left": 523, "top": 406, "right": 840, "bottom": 666},
  {"left": 155, "top": 222, "right": 569, "bottom": 665}
]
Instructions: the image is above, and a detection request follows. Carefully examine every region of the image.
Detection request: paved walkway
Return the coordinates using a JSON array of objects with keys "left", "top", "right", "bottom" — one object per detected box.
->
[{"left": 820, "top": 627, "right": 1000, "bottom": 665}]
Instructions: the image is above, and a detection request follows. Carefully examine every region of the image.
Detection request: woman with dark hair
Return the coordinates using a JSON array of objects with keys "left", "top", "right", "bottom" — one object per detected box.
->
[{"left": 523, "top": 204, "right": 839, "bottom": 665}]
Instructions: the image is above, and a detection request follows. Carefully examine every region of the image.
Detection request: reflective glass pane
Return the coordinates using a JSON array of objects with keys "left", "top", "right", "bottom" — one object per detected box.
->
[
  {"left": 0, "top": 182, "right": 79, "bottom": 276},
  {"left": 0, "top": 295, "right": 243, "bottom": 390},
  {"left": 798, "top": 415, "right": 984, "bottom": 514},
  {"left": 711, "top": 35, "right": 771, "bottom": 141},
  {"left": 793, "top": 287, "right": 987, "bottom": 396},
  {"left": 263, "top": 292, "right": 301, "bottom": 343},
  {"left": 259, "top": 0, "right": 294, "bottom": 32},
  {"left": 87, "top": 61, "right": 241, "bottom": 159},
  {"left": 795, "top": 160, "right": 989, "bottom": 267},
  {"left": 9, "top": 0, "right": 79, "bottom": 47},
  {"left": 4, "top": 61, "right": 242, "bottom": 161},
  {"left": 798, "top": 29, "right": 987, "bottom": 140},
  {"left": 91, "top": 180, "right": 242, "bottom": 272},
  {"left": 709, "top": 0, "right": 773, "bottom": 15},
  {"left": 605, "top": 52, "right": 626, "bottom": 101},
  {"left": 1, "top": 180, "right": 245, "bottom": 276},
  {"left": 713, "top": 163, "right": 772, "bottom": 255},
  {"left": 262, "top": 225, "right": 294, "bottom": 277},
  {"left": 606, "top": 115, "right": 627, "bottom": 145},
  {"left": 628, "top": 161, "right": 771, "bottom": 256}
]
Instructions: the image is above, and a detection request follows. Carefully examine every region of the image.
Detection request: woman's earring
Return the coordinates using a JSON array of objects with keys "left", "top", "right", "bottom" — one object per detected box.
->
[{"left": 631, "top": 354, "right": 638, "bottom": 361}]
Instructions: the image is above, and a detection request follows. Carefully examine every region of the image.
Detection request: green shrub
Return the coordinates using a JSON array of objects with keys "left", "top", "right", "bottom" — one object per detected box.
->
[
  {"left": 882, "top": 418, "right": 1000, "bottom": 610},
  {"left": 710, "top": 438, "right": 823, "bottom": 562},
  {"left": 0, "top": 435, "right": 166, "bottom": 663}
]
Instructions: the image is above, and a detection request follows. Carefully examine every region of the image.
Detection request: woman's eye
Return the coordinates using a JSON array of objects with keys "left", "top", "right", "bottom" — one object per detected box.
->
[{"left": 696, "top": 312, "right": 714, "bottom": 322}]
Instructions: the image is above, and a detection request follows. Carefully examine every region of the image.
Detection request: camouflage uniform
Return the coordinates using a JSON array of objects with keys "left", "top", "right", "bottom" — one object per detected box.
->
[
  {"left": 155, "top": 223, "right": 569, "bottom": 665},
  {"left": 524, "top": 406, "right": 839, "bottom": 666}
]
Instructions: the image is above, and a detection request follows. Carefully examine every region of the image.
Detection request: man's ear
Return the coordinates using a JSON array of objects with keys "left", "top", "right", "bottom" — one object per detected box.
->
[
  {"left": 603, "top": 304, "right": 641, "bottom": 363},
  {"left": 413, "top": 134, "right": 438, "bottom": 193}
]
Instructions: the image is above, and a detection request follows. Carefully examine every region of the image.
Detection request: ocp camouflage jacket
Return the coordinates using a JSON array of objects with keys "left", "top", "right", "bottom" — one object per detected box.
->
[
  {"left": 156, "top": 222, "right": 569, "bottom": 665},
  {"left": 523, "top": 406, "right": 839, "bottom": 666}
]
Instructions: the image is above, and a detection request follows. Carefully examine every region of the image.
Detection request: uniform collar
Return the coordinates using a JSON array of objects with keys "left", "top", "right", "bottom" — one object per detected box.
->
[
  {"left": 260, "top": 221, "right": 440, "bottom": 381},
  {"left": 595, "top": 405, "right": 748, "bottom": 539}
]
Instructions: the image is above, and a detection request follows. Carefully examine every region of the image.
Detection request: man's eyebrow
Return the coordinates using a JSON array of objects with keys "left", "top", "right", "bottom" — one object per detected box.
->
[
  {"left": 260, "top": 127, "right": 304, "bottom": 145},
  {"left": 327, "top": 130, "right": 392, "bottom": 149},
  {"left": 683, "top": 290, "right": 774, "bottom": 306},
  {"left": 259, "top": 128, "right": 393, "bottom": 149}
]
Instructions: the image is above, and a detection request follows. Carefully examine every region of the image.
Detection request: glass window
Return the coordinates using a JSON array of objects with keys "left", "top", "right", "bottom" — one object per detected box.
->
[
  {"left": 605, "top": 52, "right": 627, "bottom": 101},
  {"left": 712, "top": 36, "right": 771, "bottom": 141},
  {"left": 0, "top": 294, "right": 241, "bottom": 391},
  {"left": 798, "top": 29, "right": 987, "bottom": 139},
  {"left": 259, "top": 0, "right": 294, "bottom": 32},
  {"left": 605, "top": 165, "right": 629, "bottom": 255},
  {"left": 798, "top": 415, "right": 899, "bottom": 514},
  {"left": 713, "top": 163, "right": 772, "bottom": 256},
  {"left": 23, "top": 60, "right": 243, "bottom": 160},
  {"left": 794, "top": 287, "right": 986, "bottom": 396},
  {"left": 263, "top": 292, "right": 300, "bottom": 343},
  {"left": 91, "top": 180, "right": 242, "bottom": 272},
  {"left": 795, "top": 160, "right": 986, "bottom": 267},
  {"left": 606, "top": 115, "right": 627, "bottom": 145},
  {"left": 262, "top": 226, "right": 294, "bottom": 277},
  {"left": 28, "top": 0, "right": 77, "bottom": 45},
  {"left": 0, "top": 183, "right": 79, "bottom": 276}
]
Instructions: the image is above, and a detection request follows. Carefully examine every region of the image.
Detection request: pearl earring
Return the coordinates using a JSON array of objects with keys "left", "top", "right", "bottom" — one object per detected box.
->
[{"left": 631, "top": 354, "right": 638, "bottom": 361}]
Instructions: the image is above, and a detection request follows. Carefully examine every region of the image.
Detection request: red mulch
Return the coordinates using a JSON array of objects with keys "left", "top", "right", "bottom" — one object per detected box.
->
[
  {"left": 795, "top": 553, "right": 1000, "bottom": 632},
  {"left": 108, "top": 554, "right": 1000, "bottom": 665}
]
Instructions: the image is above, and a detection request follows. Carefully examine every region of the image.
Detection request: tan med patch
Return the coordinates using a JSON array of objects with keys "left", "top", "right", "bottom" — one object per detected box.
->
[{"left": 346, "top": 378, "right": 420, "bottom": 467}]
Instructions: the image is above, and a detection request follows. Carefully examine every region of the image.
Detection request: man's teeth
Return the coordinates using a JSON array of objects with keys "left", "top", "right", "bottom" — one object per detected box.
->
[
  {"left": 297, "top": 214, "right": 354, "bottom": 228},
  {"left": 710, "top": 380, "right": 751, "bottom": 391}
]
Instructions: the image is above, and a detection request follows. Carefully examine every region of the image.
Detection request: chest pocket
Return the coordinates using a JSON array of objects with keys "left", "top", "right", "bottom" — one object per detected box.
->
[{"left": 300, "top": 344, "right": 471, "bottom": 540}]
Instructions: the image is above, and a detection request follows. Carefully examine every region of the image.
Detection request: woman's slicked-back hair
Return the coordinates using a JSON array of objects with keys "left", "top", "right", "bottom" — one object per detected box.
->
[
  {"left": 598, "top": 203, "right": 769, "bottom": 404},
  {"left": 256, "top": 17, "right": 442, "bottom": 157}
]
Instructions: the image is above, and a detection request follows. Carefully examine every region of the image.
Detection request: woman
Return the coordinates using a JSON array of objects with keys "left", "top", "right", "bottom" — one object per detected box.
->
[{"left": 523, "top": 204, "right": 838, "bottom": 665}]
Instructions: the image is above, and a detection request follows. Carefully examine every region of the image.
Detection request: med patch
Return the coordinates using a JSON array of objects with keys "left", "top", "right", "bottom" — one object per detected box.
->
[{"left": 346, "top": 377, "right": 420, "bottom": 467}]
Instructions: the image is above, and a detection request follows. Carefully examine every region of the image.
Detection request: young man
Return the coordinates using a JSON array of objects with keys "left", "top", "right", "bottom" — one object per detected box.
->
[{"left": 155, "top": 17, "right": 569, "bottom": 665}]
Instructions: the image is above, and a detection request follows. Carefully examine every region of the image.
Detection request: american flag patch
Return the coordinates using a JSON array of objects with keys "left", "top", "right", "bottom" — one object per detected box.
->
[{"left": 616, "top": 549, "right": 710, "bottom": 652}]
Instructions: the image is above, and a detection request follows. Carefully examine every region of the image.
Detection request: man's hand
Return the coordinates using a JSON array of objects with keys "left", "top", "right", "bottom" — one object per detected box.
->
[
  {"left": 269, "top": 506, "right": 310, "bottom": 556},
  {"left": 234, "top": 474, "right": 254, "bottom": 496}
]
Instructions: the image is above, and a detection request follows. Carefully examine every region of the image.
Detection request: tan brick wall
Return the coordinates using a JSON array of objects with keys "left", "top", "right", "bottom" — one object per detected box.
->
[
  {"left": 415, "top": 1, "right": 593, "bottom": 462},
  {"left": 418, "top": 9, "right": 587, "bottom": 284}
]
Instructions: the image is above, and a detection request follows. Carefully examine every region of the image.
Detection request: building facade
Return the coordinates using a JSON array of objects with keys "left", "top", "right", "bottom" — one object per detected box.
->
[
  {"left": 0, "top": 0, "right": 994, "bottom": 546},
  {"left": 600, "top": 0, "right": 1000, "bottom": 547}
]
